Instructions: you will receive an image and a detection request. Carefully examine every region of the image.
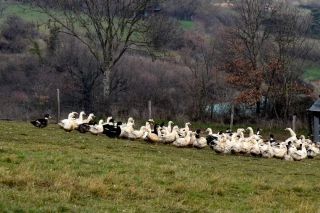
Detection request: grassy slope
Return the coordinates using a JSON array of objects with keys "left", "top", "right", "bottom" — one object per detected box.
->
[
  {"left": 304, "top": 65, "right": 320, "bottom": 80},
  {"left": 0, "top": 3, "right": 50, "bottom": 25},
  {"left": 0, "top": 120, "right": 319, "bottom": 212},
  {"left": 5, "top": 3, "right": 320, "bottom": 80},
  {"left": 180, "top": 20, "right": 194, "bottom": 30},
  {"left": 1, "top": 3, "right": 195, "bottom": 31}
]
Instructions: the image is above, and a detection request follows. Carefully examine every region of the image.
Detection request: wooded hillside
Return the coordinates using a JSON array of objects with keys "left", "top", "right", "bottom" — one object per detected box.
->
[{"left": 0, "top": 0, "right": 319, "bottom": 125}]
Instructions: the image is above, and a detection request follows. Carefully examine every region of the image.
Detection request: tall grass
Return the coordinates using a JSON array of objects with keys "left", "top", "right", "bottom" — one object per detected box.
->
[{"left": 0, "top": 120, "right": 319, "bottom": 212}]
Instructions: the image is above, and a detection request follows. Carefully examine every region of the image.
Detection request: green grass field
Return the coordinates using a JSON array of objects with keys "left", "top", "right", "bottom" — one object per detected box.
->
[
  {"left": 304, "top": 65, "right": 320, "bottom": 80},
  {"left": 180, "top": 20, "right": 194, "bottom": 30},
  {"left": 0, "top": 3, "right": 50, "bottom": 25},
  {"left": 1, "top": 3, "right": 195, "bottom": 33},
  {"left": 0, "top": 120, "right": 319, "bottom": 212}
]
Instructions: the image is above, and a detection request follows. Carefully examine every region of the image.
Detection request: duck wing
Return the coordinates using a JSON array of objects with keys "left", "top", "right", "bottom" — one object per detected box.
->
[
  {"left": 30, "top": 120, "right": 41, "bottom": 127},
  {"left": 103, "top": 124, "right": 121, "bottom": 138},
  {"left": 206, "top": 135, "right": 218, "bottom": 145},
  {"left": 77, "top": 123, "right": 90, "bottom": 133}
]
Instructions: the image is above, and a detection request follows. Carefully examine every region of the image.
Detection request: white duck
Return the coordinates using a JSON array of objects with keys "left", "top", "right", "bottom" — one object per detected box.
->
[
  {"left": 246, "top": 127, "right": 262, "bottom": 140},
  {"left": 167, "top": 121, "right": 174, "bottom": 133},
  {"left": 286, "top": 141, "right": 297, "bottom": 155},
  {"left": 73, "top": 111, "right": 86, "bottom": 129},
  {"left": 122, "top": 117, "right": 135, "bottom": 127},
  {"left": 262, "top": 142, "right": 274, "bottom": 159},
  {"left": 128, "top": 126, "right": 147, "bottom": 140},
  {"left": 89, "top": 119, "right": 104, "bottom": 135},
  {"left": 239, "top": 131, "right": 251, "bottom": 154},
  {"left": 231, "top": 133, "right": 241, "bottom": 155},
  {"left": 158, "top": 125, "right": 179, "bottom": 144},
  {"left": 193, "top": 129, "right": 207, "bottom": 149},
  {"left": 142, "top": 119, "right": 154, "bottom": 139},
  {"left": 307, "top": 143, "right": 319, "bottom": 159},
  {"left": 103, "top": 116, "right": 113, "bottom": 125},
  {"left": 179, "top": 122, "right": 191, "bottom": 137},
  {"left": 222, "top": 133, "right": 236, "bottom": 154},
  {"left": 58, "top": 112, "right": 78, "bottom": 132},
  {"left": 211, "top": 134, "right": 227, "bottom": 154},
  {"left": 250, "top": 138, "right": 262, "bottom": 156},
  {"left": 230, "top": 129, "right": 245, "bottom": 154},
  {"left": 193, "top": 133, "right": 207, "bottom": 149},
  {"left": 300, "top": 135, "right": 313, "bottom": 145},
  {"left": 119, "top": 122, "right": 135, "bottom": 138},
  {"left": 205, "top": 128, "right": 221, "bottom": 147},
  {"left": 83, "top": 113, "right": 95, "bottom": 123},
  {"left": 189, "top": 131, "right": 197, "bottom": 146},
  {"left": 284, "top": 144, "right": 293, "bottom": 161},
  {"left": 146, "top": 126, "right": 160, "bottom": 146},
  {"left": 284, "top": 128, "right": 299, "bottom": 145},
  {"left": 272, "top": 142, "right": 287, "bottom": 159},
  {"left": 173, "top": 131, "right": 192, "bottom": 147},
  {"left": 291, "top": 143, "right": 307, "bottom": 161}
]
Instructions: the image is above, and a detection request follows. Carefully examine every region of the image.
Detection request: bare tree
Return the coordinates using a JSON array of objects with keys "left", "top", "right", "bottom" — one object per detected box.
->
[
  {"left": 215, "top": 0, "right": 314, "bottom": 120},
  {"left": 0, "top": 4, "right": 8, "bottom": 17},
  {"left": 145, "top": 13, "right": 183, "bottom": 51},
  {"left": 35, "top": 0, "right": 178, "bottom": 102},
  {"left": 229, "top": 0, "right": 281, "bottom": 114},
  {"left": 262, "top": 5, "right": 313, "bottom": 119},
  {"left": 53, "top": 36, "right": 102, "bottom": 112},
  {"left": 1, "top": 15, "right": 38, "bottom": 53},
  {"left": 179, "top": 32, "right": 226, "bottom": 121}
]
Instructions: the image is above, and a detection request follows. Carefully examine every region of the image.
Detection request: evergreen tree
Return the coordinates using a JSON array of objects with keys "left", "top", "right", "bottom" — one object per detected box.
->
[{"left": 310, "top": 8, "right": 320, "bottom": 36}]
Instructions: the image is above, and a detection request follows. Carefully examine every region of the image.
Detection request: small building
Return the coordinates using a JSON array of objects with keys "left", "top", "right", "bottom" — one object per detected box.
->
[
  {"left": 144, "top": 2, "right": 161, "bottom": 18},
  {"left": 307, "top": 98, "right": 320, "bottom": 142}
]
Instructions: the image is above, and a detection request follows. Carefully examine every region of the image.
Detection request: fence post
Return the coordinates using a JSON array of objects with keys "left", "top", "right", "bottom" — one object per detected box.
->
[
  {"left": 57, "top": 89, "right": 60, "bottom": 124},
  {"left": 292, "top": 114, "right": 296, "bottom": 132},
  {"left": 314, "top": 116, "right": 319, "bottom": 142},
  {"left": 230, "top": 103, "right": 234, "bottom": 130},
  {"left": 148, "top": 100, "right": 152, "bottom": 119}
]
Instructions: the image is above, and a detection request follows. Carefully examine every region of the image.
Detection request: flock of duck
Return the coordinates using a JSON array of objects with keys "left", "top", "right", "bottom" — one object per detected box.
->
[{"left": 30, "top": 112, "right": 320, "bottom": 161}]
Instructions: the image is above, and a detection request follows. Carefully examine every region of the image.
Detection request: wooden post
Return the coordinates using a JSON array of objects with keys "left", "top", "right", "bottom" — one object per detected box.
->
[
  {"left": 314, "top": 116, "right": 319, "bottom": 142},
  {"left": 292, "top": 114, "right": 296, "bottom": 132},
  {"left": 230, "top": 103, "right": 234, "bottom": 130},
  {"left": 57, "top": 89, "right": 60, "bottom": 124},
  {"left": 148, "top": 100, "right": 152, "bottom": 119}
]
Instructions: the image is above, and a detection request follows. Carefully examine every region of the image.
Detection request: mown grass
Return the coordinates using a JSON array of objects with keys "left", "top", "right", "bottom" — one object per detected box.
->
[{"left": 0, "top": 120, "right": 319, "bottom": 212}]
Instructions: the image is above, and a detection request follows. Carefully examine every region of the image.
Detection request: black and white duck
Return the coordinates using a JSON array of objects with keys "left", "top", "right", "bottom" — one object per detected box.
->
[
  {"left": 30, "top": 114, "right": 51, "bottom": 129},
  {"left": 103, "top": 121, "right": 122, "bottom": 138}
]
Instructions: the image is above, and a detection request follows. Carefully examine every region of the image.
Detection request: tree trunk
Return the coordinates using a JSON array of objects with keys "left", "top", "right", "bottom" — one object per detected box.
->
[
  {"left": 256, "top": 100, "right": 261, "bottom": 115},
  {"left": 103, "top": 70, "right": 111, "bottom": 99},
  {"left": 83, "top": 89, "right": 91, "bottom": 112},
  {"left": 284, "top": 83, "right": 289, "bottom": 120}
]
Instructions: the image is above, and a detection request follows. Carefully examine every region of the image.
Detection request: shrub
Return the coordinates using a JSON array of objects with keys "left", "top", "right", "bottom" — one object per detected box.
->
[{"left": 0, "top": 14, "right": 38, "bottom": 53}]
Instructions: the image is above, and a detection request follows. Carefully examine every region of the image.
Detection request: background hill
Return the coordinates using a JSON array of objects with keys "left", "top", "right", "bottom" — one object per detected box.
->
[{"left": 0, "top": 0, "right": 319, "bottom": 126}]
